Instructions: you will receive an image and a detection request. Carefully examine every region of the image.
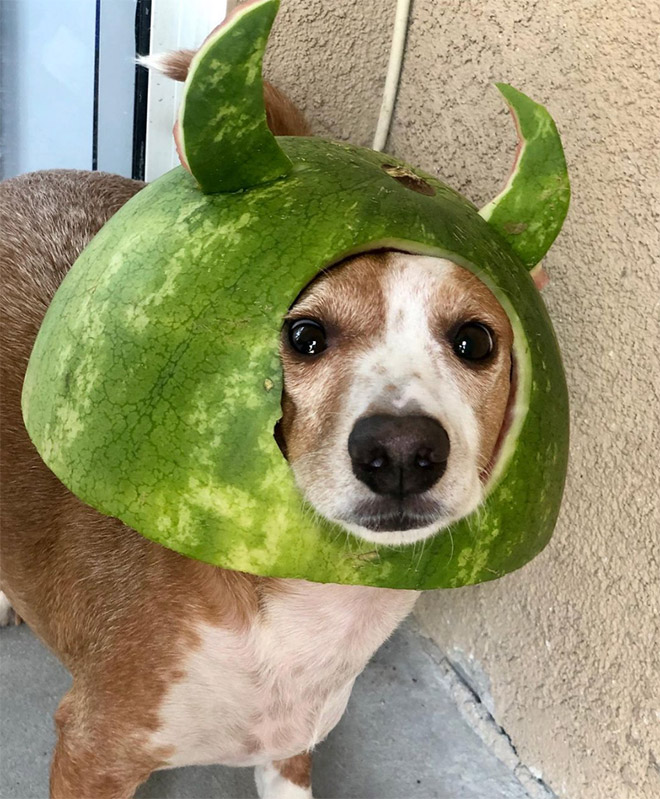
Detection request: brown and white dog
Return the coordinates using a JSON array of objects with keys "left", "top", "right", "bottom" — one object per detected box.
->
[{"left": 0, "top": 52, "right": 518, "bottom": 799}]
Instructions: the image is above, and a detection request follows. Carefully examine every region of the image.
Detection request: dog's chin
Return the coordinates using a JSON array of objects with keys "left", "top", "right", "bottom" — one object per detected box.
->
[
  {"left": 296, "top": 468, "right": 484, "bottom": 546},
  {"left": 333, "top": 499, "right": 455, "bottom": 546},
  {"left": 338, "top": 515, "right": 448, "bottom": 546}
]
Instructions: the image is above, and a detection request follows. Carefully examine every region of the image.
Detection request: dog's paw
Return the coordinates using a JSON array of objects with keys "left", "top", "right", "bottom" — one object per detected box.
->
[
  {"left": 255, "top": 763, "right": 313, "bottom": 799},
  {"left": 0, "top": 591, "right": 22, "bottom": 627}
]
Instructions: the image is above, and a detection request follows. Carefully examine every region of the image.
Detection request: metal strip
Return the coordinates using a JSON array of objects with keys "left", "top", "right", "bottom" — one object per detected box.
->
[{"left": 132, "top": 0, "right": 152, "bottom": 180}]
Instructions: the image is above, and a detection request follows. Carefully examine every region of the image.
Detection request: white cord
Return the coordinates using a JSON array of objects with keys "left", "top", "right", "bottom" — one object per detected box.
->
[{"left": 372, "top": 0, "right": 412, "bottom": 152}]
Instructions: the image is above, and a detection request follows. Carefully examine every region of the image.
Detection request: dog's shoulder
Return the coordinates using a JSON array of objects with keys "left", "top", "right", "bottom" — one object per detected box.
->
[{"left": 1, "top": 170, "right": 143, "bottom": 322}]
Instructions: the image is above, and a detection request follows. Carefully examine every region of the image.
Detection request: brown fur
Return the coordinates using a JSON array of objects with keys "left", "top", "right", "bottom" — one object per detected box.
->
[
  {"left": 428, "top": 266, "right": 514, "bottom": 470},
  {"left": 275, "top": 752, "right": 312, "bottom": 789},
  {"left": 151, "top": 48, "right": 196, "bottom": 82},
  {"left": 279, "top": 253, "right": 389, "bottom": 462}
]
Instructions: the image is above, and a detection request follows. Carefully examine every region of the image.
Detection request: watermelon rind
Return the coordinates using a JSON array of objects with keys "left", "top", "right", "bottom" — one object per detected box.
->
[
  {"left": 176, "top": 0, "right": 293, "bottom": 193},
  {"left": 479, "top": 83, "right": 570, "bottom": 270},
  {"left": 22, "top": 137, "right": 569, "bottom": 590}
]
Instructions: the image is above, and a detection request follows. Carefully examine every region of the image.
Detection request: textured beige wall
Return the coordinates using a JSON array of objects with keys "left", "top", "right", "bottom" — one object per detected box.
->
[
  {"left": 266, "top": 2, "right": 660, "bottom": 798},
  {"left": 264, "top": 0, "right": 390, "bottom": 147}
]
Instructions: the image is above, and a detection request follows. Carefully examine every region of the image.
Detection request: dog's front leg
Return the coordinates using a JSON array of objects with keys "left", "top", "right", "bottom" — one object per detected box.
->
[
  {"left": 255, "top": 753, "right": 313, "bottom": 799},
  {"left": 50, "top": 691, "right": 158, "bottom": 799}
]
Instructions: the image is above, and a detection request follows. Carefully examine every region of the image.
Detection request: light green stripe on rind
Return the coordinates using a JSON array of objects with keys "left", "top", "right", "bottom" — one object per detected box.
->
[
  {"left": 480, "top": 83, "right": 570, "bottom": 270},
  {"left": 178, "top": 0, "right": 292, "bottom": 193}
]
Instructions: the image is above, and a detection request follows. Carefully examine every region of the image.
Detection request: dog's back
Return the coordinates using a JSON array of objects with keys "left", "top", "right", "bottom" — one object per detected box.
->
[
  {"left": 0, "top": 77, "right": 312, "bottom": 654},
  {"left": 0, "top": 170, "right": 143, "bottom": 465},
  {"left": 0, "top": 171, "right": 144, "bottom": 643},
  {"left": 0, "top": 170, "right": 144, "bottom": 542}
]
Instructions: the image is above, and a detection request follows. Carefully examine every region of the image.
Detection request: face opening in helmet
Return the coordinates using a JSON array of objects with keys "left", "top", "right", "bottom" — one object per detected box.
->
[{"left": 273, "top": 247, "right": 526, "bottom": 545}]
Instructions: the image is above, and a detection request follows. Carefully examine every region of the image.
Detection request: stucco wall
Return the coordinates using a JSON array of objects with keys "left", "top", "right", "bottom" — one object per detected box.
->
[
  {"left": 394, "top": 3, "right": 660, "bottom": 798},
  {"left": 264, "top": 0, "right": 389, "bottom": 148},
  {"left": 265, "top": 2, "right": 660, "bottom": 798}
]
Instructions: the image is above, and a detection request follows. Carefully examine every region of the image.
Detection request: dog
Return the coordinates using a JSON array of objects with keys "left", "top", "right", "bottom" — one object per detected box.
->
[{"left": 0, "top": 49, "right": 517, "bottom": 799}]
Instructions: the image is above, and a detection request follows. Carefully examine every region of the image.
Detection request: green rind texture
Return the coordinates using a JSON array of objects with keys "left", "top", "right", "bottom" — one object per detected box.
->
[
  {"left": 480, "top": 83, "right": 570, "bottom": 270},
  {"left": 179, "top": 0, "right": 292, "bottom": 193},
  {"left": 22, "top": 137, "right": 569, "bottom": 590}
]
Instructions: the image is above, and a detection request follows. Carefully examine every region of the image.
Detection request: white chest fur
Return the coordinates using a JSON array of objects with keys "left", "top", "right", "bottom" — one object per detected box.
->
[{"left": 151, "top": 581, "right": 418, "bottom": 768}]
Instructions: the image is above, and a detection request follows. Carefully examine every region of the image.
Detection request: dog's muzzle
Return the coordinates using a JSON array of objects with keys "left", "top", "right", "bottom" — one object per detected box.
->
[{"left": 348, "top": 414, "right": 450, "bottom": 498}]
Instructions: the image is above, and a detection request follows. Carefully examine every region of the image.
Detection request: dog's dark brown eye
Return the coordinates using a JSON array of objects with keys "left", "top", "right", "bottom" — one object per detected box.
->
[
  {"left": 289, "top": 319, "right": 327, "bottom": 356},
  {"left": 452, "top": 323, "right": 494, "bottom": 362}
]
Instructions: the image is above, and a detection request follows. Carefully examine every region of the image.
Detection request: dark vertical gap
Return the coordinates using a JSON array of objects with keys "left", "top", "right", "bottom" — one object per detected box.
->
[
  {"left": 132, "top": 0, "right": 152, "bottom": 181},
  {"left": 91, "top": 0, "right": 101, "bottom": 170}
]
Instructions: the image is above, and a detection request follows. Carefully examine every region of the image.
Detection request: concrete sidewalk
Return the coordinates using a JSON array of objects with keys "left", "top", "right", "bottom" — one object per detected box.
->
[{"left": 1, "top": 620, "right": 535, "bottom": 799}]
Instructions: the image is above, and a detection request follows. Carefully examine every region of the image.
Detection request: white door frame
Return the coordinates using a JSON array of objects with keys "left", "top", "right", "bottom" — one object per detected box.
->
[{"left": 143, "top": 0, "right": 228, "bottom": 183}]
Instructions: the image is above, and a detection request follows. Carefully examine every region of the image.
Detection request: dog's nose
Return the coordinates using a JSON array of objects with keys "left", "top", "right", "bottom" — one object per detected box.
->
[{"left": 348, "top": 415, "right": 450, "bottom": 497}]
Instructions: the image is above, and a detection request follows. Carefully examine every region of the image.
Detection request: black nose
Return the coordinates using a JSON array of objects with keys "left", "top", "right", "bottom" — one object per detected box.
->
[{"left": 348, "top": 415, "right": 450, "bottom": 498}]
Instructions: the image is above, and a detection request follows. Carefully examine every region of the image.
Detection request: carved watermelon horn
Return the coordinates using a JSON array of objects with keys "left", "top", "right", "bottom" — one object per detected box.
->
[
  {"left": 480, "top": 83, "right": 570, "bottom": 270},
  {"left": 177, "top": 1, "right": 570, "bottom": 272},
  {"left": 175, "top": 0, "right": 292, "bottom": 193}
]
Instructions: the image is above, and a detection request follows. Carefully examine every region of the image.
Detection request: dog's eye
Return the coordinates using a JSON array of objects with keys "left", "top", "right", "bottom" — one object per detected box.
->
[
  {"left": 288, "top": 319, "right": 327, "bottom": 356},
  {"left": 452, "top": 323, "right": 494, "bottom": 362}
]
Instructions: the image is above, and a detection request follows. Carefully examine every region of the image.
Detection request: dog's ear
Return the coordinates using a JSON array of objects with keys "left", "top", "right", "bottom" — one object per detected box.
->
[
  {"left": 531, "top": 265, "right": 550, "bottom": 290},
  {"left": 138, "top": 50, "right": 310, "bottom": 138},
  {"left": 263, "top": 82, "right": 311, "bottom": 137},
  {"left": 138, "top": 49, "right": 196, "bottom": 82}
]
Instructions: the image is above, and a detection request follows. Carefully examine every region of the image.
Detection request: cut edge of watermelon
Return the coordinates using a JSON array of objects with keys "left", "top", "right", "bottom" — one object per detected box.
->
[{"left": 479, "top": 83, "right": 526, "bottom": 225}]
